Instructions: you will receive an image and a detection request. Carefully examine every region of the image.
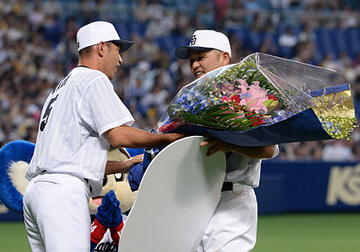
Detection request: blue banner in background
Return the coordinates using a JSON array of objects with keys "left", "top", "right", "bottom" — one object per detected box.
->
[
  {"left": 256, "top": 161, "right": 360, "bottom": 214},
  {"left": 1, "top": 161, "right": 360, "bottom": 222}
]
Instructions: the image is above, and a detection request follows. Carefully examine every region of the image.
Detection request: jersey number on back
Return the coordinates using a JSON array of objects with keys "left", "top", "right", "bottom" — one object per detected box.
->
[
  {"left": 39, "top": 74, "right": 71, "bottom": 132},
  {"left": 40, "top": 95, "right": 58, "bottom": 132}
]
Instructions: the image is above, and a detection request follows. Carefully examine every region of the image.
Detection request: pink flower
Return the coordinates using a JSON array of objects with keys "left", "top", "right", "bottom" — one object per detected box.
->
[
  {"left": 221, "top": 83, "right": 235, "bottom": 97},
  {"left": 239, "top": 82, "right": 268, "bottom": 114},
  {"left": 235, "top": 78, "right": 249, "bottom": 88},
  {"left": 222, "top": 96, "right": 230, "bottom": 102},
  {"left": 235, "top": 79, "right": 249, "bottom": 96}
]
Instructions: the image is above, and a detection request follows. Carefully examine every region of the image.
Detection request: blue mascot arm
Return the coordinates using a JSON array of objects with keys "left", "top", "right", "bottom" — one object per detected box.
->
[
  {"left": 127, "top": 146, "right": 164, "bottom": 191},
  {"left": 91, "top": 190, "right": 124, "bottom": 251},
  {"left": 126, "top": 129, "right": 164, "bottom": 191},
  {"left": 95, "top": 190, "right": 121, "bottom": 227},
  {"left": 0, "top": 140, "right": 35, "bottom": 214},
  {"left": 127, "top": 163, "right": 144, "bottom": 192}
]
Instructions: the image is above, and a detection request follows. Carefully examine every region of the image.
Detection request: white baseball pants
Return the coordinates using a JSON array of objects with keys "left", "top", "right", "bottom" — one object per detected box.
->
[
  {"left": 196, "top": 183, "right": 258, "bottom": 252},
  {"left": 23, "top": 173, "right": 91, "bottom": 252}
]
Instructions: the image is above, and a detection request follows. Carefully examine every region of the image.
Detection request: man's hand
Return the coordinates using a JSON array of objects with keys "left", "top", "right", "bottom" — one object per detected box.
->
[
  {"left": 200, "top": 138, "right": 236, "bottom": 156},
  {"left": 201, "top": 137, "right": 275, "bottom": 159},
  {"left": 121, "top": 154, "right": 144, "bottom": 172},
  {"left": 167, "top": 132, "right": 189, "bottom": 143},
  {"left": 105, "top": 154, "right": 144, "bottom": 175}
]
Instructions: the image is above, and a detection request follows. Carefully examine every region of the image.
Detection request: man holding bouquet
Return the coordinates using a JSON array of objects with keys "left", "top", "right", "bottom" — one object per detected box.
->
[{"left": 175, "top": 30, "right": 279, "bottom": 251}]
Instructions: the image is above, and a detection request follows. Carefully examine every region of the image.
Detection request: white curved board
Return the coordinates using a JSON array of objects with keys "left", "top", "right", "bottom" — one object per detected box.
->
[{"left": 119, "top": 136, "right": 226, "bottom": 252}]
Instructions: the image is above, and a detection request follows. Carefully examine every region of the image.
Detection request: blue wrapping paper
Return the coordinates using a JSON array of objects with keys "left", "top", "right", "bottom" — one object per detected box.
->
[{"left": 168, "top": 108, "right": 332, "bottom": 146}]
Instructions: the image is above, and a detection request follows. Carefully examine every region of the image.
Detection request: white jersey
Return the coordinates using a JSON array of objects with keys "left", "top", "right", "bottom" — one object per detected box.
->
[
  {"left": 225, "top": 145, "right": 280, "bottom": 187},
  {"left": 197, "top": 146, "right": 280, "bottom": 251},
  {"left": 27, "top": 66, "right": 134, "bottom": 196}
]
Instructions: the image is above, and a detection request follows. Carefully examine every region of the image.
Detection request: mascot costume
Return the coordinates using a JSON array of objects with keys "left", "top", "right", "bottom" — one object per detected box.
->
[{"left": 0, "top": 140, "right": 147, "bottom": 252}]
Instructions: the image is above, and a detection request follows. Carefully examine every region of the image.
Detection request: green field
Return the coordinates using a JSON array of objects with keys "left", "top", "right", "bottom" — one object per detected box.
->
[
  {"left": 0, "top": 221, "right": 30, "bottom": 251},
  {"left": 0, "top": 213, "right": 359, "bottom": 251},
  {"left": 254, "top": 213, "right": 360, "bottom": 252}
]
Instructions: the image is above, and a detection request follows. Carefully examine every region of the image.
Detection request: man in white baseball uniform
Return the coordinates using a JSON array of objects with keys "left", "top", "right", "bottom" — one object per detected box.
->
[
  {"left": 23, "top": 21, "right": 185, "bottom": 252},
  {"left": 175, "top": 30, "right": 279, "bottom": 251}
]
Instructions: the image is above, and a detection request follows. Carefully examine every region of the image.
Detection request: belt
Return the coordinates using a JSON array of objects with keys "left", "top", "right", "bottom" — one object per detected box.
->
[
  {"left": 41, "top": 171, "right": 93, "bottom": 193},
  {"left": 221, "top": 182, "right": 233, "bottom": 192},
  {"left": 84, "top": 178, "right": 93, "bottom": 193}
]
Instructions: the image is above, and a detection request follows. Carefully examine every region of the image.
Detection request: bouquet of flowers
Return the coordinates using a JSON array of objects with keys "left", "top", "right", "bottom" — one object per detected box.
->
[{"left": 157, "top": 53, "right": 357, "bottom": 146}]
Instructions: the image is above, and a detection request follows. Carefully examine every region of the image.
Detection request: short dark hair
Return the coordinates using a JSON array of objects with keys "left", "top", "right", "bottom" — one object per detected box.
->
[
  {"left": 79, "top": 42, "right": 113, "bottom": 57},
  {"left": 79, "top": 45, "right": 93, "bottom": 57}
]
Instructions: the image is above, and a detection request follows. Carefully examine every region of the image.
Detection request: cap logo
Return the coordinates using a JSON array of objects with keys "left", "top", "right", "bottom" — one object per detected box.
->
[{"left": 190, "top": 35, "right": 196, "bottom": 46}]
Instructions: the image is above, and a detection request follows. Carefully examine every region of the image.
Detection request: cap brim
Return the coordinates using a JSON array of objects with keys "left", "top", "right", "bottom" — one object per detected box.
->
[
  {"left": 112, "top": 40, "right": 135, "bottom": 53},
  {"left": 175, "top": 46, "right": 212, "bottom": 59}
]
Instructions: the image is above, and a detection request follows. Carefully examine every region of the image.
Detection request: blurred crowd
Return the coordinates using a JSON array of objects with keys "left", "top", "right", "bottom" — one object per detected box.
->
[{"left": 1, "top": 0, "right": 360, "bottom": 162}]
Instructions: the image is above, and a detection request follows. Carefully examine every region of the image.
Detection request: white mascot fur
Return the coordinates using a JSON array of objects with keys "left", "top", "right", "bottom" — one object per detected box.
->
[{"left": 0, "top": 140, "right": 140, "bottom": 252}]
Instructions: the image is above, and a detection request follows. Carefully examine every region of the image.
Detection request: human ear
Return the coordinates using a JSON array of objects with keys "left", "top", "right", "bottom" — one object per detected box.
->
[
  {"left": 98, "top": 42, "right": 106, "bottom": 56},
  {"left": 223, "top": 52, "right": 231, "bottom": 64}
]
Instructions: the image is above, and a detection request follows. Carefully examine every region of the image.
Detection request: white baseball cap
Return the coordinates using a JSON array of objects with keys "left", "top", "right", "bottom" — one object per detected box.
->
[
  {"left": 175, "top": 30, "right": 232, "bottom": 59},
  {"left": 76, "top": 21, "right": 134, "bottom": 52}
]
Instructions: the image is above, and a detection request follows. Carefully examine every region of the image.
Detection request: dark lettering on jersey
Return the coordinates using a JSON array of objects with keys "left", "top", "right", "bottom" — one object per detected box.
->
[
  {"left": 94, "top": 241, "right": 116, "bottom": 251},
  {"left": 52, "top": 73, "right": 71, "bottom": 94},
  {"left": 40, "top": 94, "right": 59, "bottom": 131}
]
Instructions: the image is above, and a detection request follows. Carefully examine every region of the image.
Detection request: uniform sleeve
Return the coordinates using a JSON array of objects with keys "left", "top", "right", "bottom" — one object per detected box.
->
[
  {"left": 272, "top": 145, "right": 280, "bottom": 159},
  {"left": 80, "top": 76, "right": 135, "bottom": 136},
  {"left": 225, "top": 145, "right": 280, "bottom": 186}
]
